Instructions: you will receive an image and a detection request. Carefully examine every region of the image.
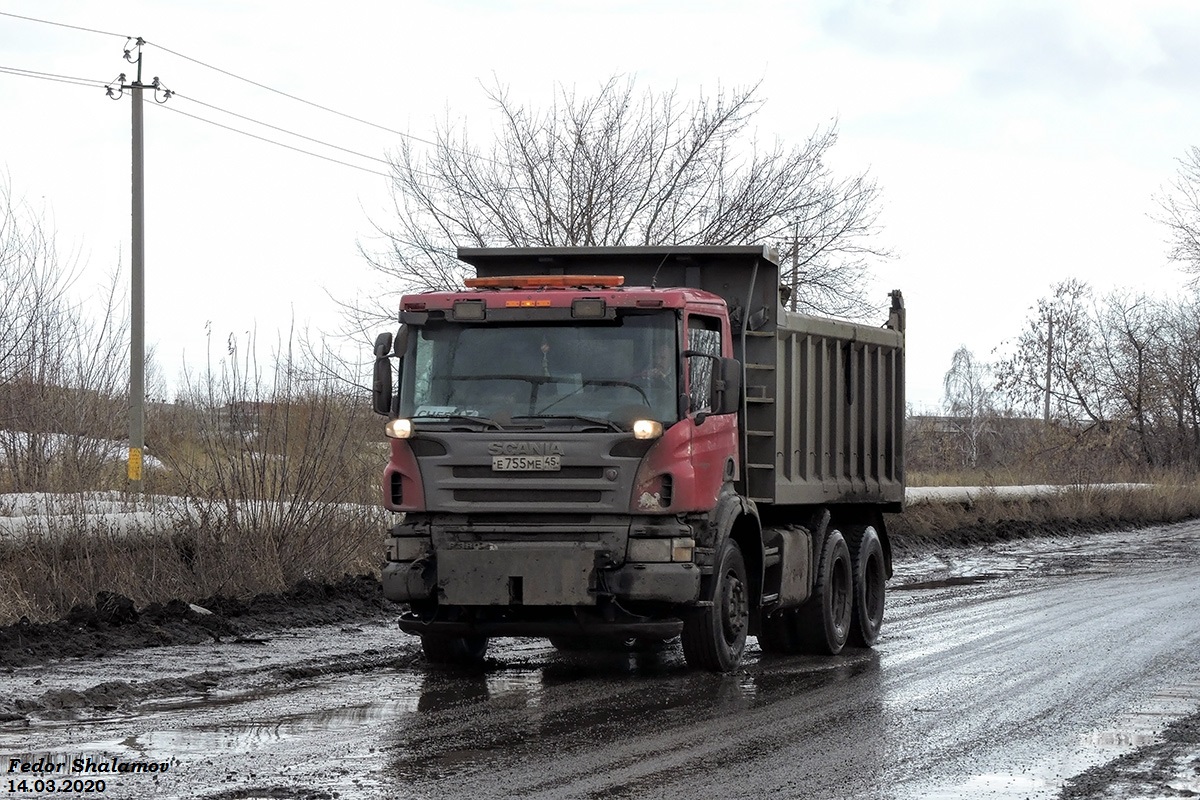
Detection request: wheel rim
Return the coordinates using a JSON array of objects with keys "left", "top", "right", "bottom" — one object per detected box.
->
[{"left": 721, "top": 570, "right": 749, "bottom": 645}]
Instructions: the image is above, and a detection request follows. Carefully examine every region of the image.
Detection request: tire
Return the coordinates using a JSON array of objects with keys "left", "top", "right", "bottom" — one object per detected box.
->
[
  {"left": 845, "top": 525, "right": 886, "bottom": 647},
  {"left": 420, "top": 633, "right": 489, "bottom": 664},
  {"left": 682, "top": 538, "right": 750, "bottom": 672},
  {"left": 794, "top": 529, "right": 853, "bottom": 655}
]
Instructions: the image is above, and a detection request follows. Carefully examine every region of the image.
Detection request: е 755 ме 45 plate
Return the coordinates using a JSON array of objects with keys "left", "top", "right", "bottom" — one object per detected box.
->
[{"left": 492, "top": 455, "right": 562, "bottom": 471}]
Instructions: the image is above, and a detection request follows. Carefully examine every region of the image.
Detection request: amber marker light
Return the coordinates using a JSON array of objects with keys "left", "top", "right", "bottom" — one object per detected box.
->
[
  {"left": 632, "top": 419, "right": 663, "bottom": 439},
  {"left": 385, "top": 418, "right": 414, "bottom": 439}
]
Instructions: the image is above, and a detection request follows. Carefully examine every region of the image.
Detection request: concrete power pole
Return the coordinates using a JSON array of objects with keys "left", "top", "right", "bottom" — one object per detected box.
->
[
  {"left": 1044, "top": 313, "right": 1053, "bottom": 426},
  {"left": 108, "top": 38, "right": 171, "bottom": 495},
  {"left": 790, "top": 219, "right": 799, "bottom": 312}
]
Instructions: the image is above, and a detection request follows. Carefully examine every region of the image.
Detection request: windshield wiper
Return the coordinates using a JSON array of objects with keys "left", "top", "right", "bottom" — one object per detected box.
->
[
  {"left": 516, "top": 413, "right": 623, "bottom": 432},
  {"left": 413, "top": 413, "right": 505, "bottom": 430}
]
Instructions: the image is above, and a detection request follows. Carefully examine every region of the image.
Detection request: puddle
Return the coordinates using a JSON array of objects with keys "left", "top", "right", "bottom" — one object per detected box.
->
[
  {"left": 1081, "top": 681, "right": 1200, "bottom": 751},
  {"left": 131, "top": 698, "right": 425, "bottom": 756},
  {"left": 893, "top": 573, "right": 1004, "bottom": 590}
]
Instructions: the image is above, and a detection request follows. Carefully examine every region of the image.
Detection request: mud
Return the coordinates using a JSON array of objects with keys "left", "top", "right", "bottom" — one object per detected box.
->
[
  {"left": 4, "top": 522, "right": 1200, "bottom": 799},
  {"left": 0, "top": 516, "right": 1136, "bottom": 672},
  {"left": 0, "top": 574, "right": 394, "bottom": 669},
  {"left": 1062, "top": 707, "right": 1200, "bottom": 798}
]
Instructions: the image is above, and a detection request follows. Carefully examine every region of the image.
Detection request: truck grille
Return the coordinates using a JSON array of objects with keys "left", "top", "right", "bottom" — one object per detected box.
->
[{"left": 415, "top": 432, "right": 634, "bottom": 513}]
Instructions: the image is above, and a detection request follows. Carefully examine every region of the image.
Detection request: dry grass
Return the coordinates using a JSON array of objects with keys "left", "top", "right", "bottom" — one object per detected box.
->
[
  {"left": 889, "top": 480, "right": 1200, "bottom": 554},
  {"left": 5, "top": 479, "right": 1199, "bottom": 625},
  {"left": 0, "top": 500, "right": 388, "bottom": 624},
  {"left": 0, "top": 331, "right": 393, "bottom": 625}
]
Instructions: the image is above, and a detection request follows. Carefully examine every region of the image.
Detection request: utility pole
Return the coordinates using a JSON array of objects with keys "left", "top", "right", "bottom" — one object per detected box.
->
[
  {"left": 1044, "top": 312, "right": 1053, "bottom": 426},
  {"left": 790, "top": 219, "right": 799, "bottom": 312},
  {"left": 107, "top": 39, "right": 171, "bottom": 495}
]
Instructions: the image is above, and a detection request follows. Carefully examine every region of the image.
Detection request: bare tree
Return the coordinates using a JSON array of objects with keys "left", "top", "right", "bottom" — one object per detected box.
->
[
  {"left": 359, "top": 76, "right": 890, "bottom": 323},
  {"left": 995, "top": 279, "right": 1111, "bottom": 425},
  {"left": 1156, "top": 146, "right": 1200, "bottom": 282},
  {"left": 1093, "top": 291, "right": 1164, "bottom": 464},
  {"left": 0, "top": 182, "right": 158, "bottom": 491},
  {"left": 1157, "top": 298, "right": 1200, "bottom": 464},
  {"left": 0, "top": 181, "right": 76, "bottom": 404},
  {"left": 941, "top": 346, "right": 995, "bottom": 468}
]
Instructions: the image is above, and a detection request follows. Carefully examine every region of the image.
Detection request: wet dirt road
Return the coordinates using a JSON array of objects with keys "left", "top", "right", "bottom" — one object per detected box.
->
[{"left": 4, "top": 523, "right": 1200, "bottom": 799}]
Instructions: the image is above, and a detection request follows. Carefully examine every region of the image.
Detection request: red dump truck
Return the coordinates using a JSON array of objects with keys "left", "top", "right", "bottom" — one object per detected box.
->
[{"left": 371, "top": 245, "right": 905, "bottom": 672}]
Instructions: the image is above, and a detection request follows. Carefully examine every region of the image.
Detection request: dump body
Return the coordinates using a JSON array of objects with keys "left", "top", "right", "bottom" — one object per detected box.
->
[{"left": 373, "top": 245, "right": 905, "bottom": 671}]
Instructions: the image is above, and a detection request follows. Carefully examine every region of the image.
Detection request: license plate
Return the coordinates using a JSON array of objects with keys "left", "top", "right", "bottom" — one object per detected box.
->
[{"left": 492, "top": 455, "right": 562, "bottom": 471}]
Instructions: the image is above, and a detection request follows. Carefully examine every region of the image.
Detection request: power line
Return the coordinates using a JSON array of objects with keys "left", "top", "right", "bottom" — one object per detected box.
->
[
  {"left": 144, "top": 39, "right": 446, "bottom": 148},
  {"left": 0, "top": 59, "right": 439, "bottom": 184},
  {"left": 161, "top": 92, "right": 460, "bottom": 185},
  {"left": 155, "top": 95, "right": 453, "bottom": 184},
  {"left": 0, "top": 10, "right": 127, "bottom": 39},
  {"left": 0, "top": 46, "right": 496, "bottom": 187},
  {"left": 172, "top": 91, "right": 393, "bottom": 167},
  {"left": 0, "top": 64, "right": 110, "bottom": 89},
  {"left": 148, "top": 100, "right": 395, "bottom": 180},
  {"left": 2, "top": 9, "right": 500, "bottom": 168},
  {"left": 144, "top": 39, "right": 504, "bottom": 166}
]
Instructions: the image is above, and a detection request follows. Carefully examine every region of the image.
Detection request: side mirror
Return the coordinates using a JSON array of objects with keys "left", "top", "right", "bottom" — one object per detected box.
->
[
  {"left": 372, "top": 331, "right": 394, "bottom": 416},
  {"left": 714, "top": 357, "right": 741, "bottom": 415}
]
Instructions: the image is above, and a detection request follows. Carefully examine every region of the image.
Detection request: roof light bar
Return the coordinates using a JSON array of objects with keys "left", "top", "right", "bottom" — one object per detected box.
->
[{"left": 464, "top": 275, "right": 625, "bottom": 289}]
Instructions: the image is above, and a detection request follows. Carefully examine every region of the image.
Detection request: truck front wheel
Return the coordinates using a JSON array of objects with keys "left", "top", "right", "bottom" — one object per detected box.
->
[
  {"left": 682, "top": 538, "right": 749, "bottom": 672},
  {"left": 420, "top": 633, "right": 489, "bottom": 665}
]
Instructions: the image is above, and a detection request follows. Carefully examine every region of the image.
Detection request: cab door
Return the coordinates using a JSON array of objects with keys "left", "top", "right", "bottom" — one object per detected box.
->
[{"left": 683, "top": 311, "right": 739, "bottom": 505}]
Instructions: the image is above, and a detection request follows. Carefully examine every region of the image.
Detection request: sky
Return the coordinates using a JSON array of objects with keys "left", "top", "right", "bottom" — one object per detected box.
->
[{"left": 1, "top": 0, "right": 1197, "bottom": 411}]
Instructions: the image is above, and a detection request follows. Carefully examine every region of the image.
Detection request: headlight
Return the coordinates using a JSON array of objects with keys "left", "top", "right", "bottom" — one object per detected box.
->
[
  {"left": 671, "top": 536, "right": 695, "bottom": 562},
  {"left": 628, "top": 537, "right": 695, "bottom": 563},
  {"left": 632, "top": 419, "right": 663, "bottom": 439},
  {"left": 385, "top": 418, "right": 414, "bottom": 439}
]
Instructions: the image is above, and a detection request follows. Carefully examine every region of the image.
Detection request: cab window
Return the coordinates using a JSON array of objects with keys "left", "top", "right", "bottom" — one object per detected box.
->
[{"left": 686, "top": 315, "right": 721, "bottom": 413}]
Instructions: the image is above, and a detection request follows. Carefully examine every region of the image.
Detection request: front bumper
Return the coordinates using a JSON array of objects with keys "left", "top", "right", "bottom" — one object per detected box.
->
[
  {"left": 396, "top": 611, "right": 684, "bottom": 639},
  {"left": 381, "top": 541, "right": 700, "bottom": 606}
]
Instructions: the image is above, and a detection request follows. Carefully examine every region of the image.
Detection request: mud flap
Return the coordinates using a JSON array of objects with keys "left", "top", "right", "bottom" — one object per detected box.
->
[{"left": 438, "top": 543, "right": 597, "bottom": 605}]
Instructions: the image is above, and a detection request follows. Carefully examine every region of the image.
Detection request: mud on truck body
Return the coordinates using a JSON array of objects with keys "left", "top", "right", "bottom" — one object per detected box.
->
[{"left": 371, "top": 245, "right": 905, "bottom": 672}]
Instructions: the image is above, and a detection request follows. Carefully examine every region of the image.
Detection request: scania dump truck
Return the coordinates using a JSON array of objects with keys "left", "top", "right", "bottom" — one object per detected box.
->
[{"left": 371, "top": 245, "right": 904, "bottom": 672}]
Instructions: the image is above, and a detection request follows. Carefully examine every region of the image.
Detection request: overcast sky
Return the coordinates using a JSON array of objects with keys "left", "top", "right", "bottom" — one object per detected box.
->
[{"left": 2, "top": 0, "right": 1197, "bottom": 411}]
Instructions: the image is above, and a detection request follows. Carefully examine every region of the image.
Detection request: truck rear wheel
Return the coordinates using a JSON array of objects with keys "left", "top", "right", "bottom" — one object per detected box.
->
[
  {"left": 845, "top": 525, "right": 886, "bottom": 647},
  {"left": 795, "top": 529, "right": 852, "bottom": 655},
  {"left": 420, "top": 633, "right": 489, "bottom": 664},
  {"left": 682, "top": 538, "right": 749, "bottom": 672}
]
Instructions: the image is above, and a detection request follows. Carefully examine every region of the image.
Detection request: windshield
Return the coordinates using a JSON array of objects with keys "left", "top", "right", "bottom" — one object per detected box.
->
[{"left": 399, "top": 313, "right": 679, "bottom": 426}]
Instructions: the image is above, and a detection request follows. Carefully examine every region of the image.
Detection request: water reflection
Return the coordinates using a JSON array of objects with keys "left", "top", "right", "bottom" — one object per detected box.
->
[{"left": 382, "top": 642, "right": 890, "bottom": 797}]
